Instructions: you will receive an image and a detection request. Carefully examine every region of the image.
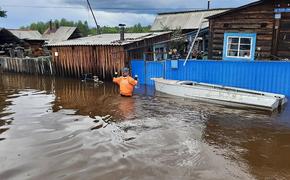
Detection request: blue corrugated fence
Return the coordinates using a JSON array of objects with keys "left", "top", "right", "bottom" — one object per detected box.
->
[{"left": 131, "top": 59, "right": 290, "bottom": 96}]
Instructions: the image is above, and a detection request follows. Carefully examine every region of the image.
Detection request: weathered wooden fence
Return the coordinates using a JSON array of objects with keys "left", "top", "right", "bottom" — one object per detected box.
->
[{"left": 0, "top": 56, "right": 53, "bottom": 75}]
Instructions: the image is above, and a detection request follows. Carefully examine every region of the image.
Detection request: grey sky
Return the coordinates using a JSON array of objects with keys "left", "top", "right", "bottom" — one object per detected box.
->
[{"left": 0, "top": 0, "right": 257, "bottom": 28}]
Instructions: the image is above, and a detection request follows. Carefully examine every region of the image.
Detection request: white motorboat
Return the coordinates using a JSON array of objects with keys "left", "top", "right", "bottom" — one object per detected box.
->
[{"left": 152, "top": 78, "right": 287, "bottom": 111}]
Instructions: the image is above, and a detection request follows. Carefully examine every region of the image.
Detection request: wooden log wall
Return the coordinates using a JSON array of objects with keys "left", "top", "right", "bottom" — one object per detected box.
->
[
  {"left": 208, "top": 1, "right": 275, "bottom": 60},
  {"left": 51, "top": 45, "right": 126, "bottom": 79},
  {"left": 276, "top": 9, "right": 290, "bottom": 58},
  {"left": 0, "top": 56, "right": 53, "bottom": 75}
]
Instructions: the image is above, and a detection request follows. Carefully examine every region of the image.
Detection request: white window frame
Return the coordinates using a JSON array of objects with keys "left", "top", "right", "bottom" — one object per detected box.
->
[{"left": 226, "top": 36, "right": 253, "bottom": 59}]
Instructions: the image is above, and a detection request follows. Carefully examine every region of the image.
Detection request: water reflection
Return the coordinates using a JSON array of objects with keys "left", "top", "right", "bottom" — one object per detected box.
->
[{"left": 0, "top": 73, "right": 290, "bottom": 180}]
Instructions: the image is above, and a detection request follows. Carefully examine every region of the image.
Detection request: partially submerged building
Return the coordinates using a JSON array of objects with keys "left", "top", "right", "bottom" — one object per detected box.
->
[
  {"left": 151, "top": 9, "right": 229, "bottom": 59},
  {"left": 46, "top": 32, "right": 171, "bottom": 79},
  {"left": 0, "top": 28, "right": 46, "bottom": 57},
  {"left": 208, "top": 0, "right": 290, "bottom": 61}
]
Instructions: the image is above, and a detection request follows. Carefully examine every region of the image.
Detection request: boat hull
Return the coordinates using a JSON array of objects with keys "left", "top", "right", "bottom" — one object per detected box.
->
[{"left": 152, "top": 78, "right": 287, "bottom": 111}]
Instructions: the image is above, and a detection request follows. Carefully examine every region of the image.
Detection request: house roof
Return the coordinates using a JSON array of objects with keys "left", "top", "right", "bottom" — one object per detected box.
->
[
  {"left": 43, "top": 26, "right": 80, "bottom": 43},
  {"left": 207, "top": 0, "right": 264, "bottom": 19},
  {"left": 46, "top": 32, "right": 171, "bottom": 47},
  {"left": 7, "top": 29, "right": 44, "bottom": 41},
  {"left": 151, "top": 9, "right": 230, "bottom": 31}
]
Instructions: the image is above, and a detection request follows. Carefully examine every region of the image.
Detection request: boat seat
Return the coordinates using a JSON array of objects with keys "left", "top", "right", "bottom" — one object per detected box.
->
[{"left": 177, "top": 81, "right": 196, "bottom": 86}]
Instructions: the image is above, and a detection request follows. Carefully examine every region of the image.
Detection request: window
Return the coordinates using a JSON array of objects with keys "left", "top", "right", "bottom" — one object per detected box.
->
[
  {"left": 153, "top": 44, "right": 167, "bottom": 61},
  {"left": 223, "top": 33, "right": 256, "bottom": 61}
]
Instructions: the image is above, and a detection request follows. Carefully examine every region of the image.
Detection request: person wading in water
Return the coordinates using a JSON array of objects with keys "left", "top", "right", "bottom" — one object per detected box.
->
[{"left": 113, "top": 67, "right": 138, "bottom": 97}]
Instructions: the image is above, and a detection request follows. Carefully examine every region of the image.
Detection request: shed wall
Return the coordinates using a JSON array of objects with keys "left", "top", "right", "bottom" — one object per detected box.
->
[{"left": 51, "top": 46, "right": 126, "bottom": 79}]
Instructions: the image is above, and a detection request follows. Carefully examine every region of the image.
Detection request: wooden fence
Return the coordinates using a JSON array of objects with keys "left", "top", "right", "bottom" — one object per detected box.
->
[{"left": 0, "top": 56, "right": 53, "bottom": 75}]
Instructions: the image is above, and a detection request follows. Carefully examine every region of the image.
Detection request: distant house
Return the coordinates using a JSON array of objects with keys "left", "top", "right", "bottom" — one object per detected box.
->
[
  {"left": 0, "top": 28, "right": 46, "bottom": 57},
  {"left": 43, "top": 26, "right": 82, "bottom": 44},
  {"left": 151, "top": 9, "right": 229, "bottom": 59},
  {"left": 208, "top": 0, "right": 290, "bottom": 61},
  {"left": 46, "top": 32, "right": 171, "bottom": 79}
]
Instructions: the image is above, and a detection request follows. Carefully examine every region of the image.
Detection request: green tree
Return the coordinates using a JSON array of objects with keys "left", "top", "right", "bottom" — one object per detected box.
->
[
  {"left": 20, "top": 19, "right": 152, "bottom": 35},
  {"left": 0, "top": 7, "right": 7, "bottom": 17},
  {"left": 168, "top": 28, "right": 187, "bottom": 55}
]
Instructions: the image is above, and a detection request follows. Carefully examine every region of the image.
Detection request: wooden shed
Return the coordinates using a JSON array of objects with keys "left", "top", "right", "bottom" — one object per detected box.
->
[
  {"left": 43, "top": 26, "right": 82, "bottom": 44},
  {"left": 0, "top": 28, "right": 46, "bottom": 57},
  {"left": 208, "top": 0, "right": 290, "bottom": 61},
  {"left": 46, "top": 32, "right": 171, "bottom": 79}
]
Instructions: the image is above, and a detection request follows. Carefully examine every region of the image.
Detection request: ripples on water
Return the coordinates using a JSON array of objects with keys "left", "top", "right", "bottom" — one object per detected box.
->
[{"left": 0, "top": 73, "right": 290, "bottom": 180}]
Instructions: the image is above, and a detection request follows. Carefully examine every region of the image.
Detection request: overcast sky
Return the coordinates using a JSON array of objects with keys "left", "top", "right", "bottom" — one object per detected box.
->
[{"left": 0, "top": 0, "right": 256, "bottom": 28}]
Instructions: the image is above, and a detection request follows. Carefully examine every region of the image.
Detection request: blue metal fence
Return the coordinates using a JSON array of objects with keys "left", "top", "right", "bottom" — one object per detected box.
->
[{"left": 131, "top": 59, "right": 290, "bottom": 96}]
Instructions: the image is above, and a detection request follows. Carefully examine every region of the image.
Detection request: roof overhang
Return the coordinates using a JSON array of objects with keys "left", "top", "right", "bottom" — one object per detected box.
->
[{"left": 207, "top": 0, "right": 264, "bottom": 19}]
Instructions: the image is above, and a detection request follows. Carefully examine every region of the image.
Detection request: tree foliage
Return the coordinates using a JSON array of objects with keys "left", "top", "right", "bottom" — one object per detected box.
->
[
  {"left": 20, "top": 19, "right": 151, "bottom": 36},
  {"left": 0, "top": 7, "right": 7, "bottom": 18},
  {"left": 169, "top": 28, "right": 187, "bottom": 53}
]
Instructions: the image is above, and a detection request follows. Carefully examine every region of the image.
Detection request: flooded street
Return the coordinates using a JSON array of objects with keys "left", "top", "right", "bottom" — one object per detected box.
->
[{"left": 1, "top": 73, "right": 290, "bottom": 180}]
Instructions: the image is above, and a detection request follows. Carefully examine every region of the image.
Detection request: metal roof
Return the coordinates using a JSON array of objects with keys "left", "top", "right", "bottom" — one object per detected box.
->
[
  {"left": 43, "top": 26, "right": 78, "bottom": 44},
  {"left": 46, "top": 32, "right": 171, "bottom": 47},
  {"left": 7, "top": 29, "right": 44, "bottom": 41},
  {"left": 151, "top": 9, "right": 230, "bottom": 31}
]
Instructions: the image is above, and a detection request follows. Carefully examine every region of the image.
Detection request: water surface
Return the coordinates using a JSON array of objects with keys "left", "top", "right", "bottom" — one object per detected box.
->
[{"left": 0, "top": 73, "right": 290, "bottom": 180}]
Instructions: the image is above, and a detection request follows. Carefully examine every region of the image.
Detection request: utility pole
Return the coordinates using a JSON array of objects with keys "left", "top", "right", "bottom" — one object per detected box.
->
[
  {"left": 207, "top": 0, "right": 211, "bottom": 9},
  {"left": 86, "top": 0, "right": 100, "bottom": 34}
]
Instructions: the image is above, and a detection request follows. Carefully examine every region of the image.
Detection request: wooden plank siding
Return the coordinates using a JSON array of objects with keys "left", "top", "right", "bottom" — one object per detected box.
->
[
  {"left": 208, "top": 1, "right": 275, "bottom": 60},
  {"left": 51, "top": 45, "right": 126, "bottom": 79},
  {"left": 277, "top": 12, "right": 290, "bottom": 57},
  {"left": 50, "top": 33, "right": 171, "bottom": 79}
]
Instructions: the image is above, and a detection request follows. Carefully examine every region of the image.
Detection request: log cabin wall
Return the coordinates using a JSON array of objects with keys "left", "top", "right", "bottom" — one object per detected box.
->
[
  {"left": 208, "top": 0, "right": 275, "bottom": 60},
  {"left": 51, "top": 45, "right": 126, "bottom": 79},
  {"left": 277, "top": 12, "right": 290, "bottom": 58}
]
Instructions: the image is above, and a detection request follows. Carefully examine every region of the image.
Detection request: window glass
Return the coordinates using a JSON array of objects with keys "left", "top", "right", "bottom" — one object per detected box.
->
[
  {"left": 240, "top": 45, "right": 251, "bottom": 50},
  {"left": 226, "top": 36, "right": 252, "bottom": 59},
  {"left": 240, "top": 38, "right": 251, "bottom": 44},
  {"left": 228, "top": 37, "right": 239, "bottom": 44}
]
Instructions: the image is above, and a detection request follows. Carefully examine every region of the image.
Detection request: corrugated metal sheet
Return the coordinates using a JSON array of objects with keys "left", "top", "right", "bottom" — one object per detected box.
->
[
  {"left": 151, "top": 9, "right": 229, "bottom": 31},
  {"left": 131, "top": 60, "right": 165, "bottom": 85},
  {"left": 8, "top": 29, "right": 44, "bottom": 40},
  {"left": 43, "top": 26, "right": 77, "bottom": 44},
  {"left": 46, "top": 32, "right": 171, "bottom": 47},
  {"left": 131, "top": 60, "right": 146, "bottom": 84},
  {"left": 131, "top": 60, "right": 290, "bottom": 96}
]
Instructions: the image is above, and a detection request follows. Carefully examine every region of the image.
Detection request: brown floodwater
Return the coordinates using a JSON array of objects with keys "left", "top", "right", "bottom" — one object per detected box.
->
[{"left": 0, "top": 73, "right": 290, "bottom": 180}]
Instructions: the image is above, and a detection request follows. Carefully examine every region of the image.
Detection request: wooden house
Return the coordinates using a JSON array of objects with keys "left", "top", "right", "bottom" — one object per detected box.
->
[
  {"left": 43, "top": 26, "right": 82, "bottom": 44},
  {"left": 208, "top": 0, "right": 290, "bottom": 61},
  {"left": 46, "top": 32, "right": 171, "bottom": 79},
  {"left": 0, "top": 28, "right": 46, "bottom": 57},
  {"left": 151, "top": 9, "right": 229, "bottom": 59}
]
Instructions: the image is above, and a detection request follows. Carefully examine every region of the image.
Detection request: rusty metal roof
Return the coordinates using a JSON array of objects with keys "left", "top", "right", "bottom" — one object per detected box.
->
[
  {"left": 46, "top": 32, "right": 171, "bottom": 47},
  {"left": 43, "top": 26, "right": 79, "bottom": 43},
  {"left": 151, "top": 9, "right": 230, "bottom": 31},
  {"left": 8, "top": 29, "right": 44, "bottom": 41}
]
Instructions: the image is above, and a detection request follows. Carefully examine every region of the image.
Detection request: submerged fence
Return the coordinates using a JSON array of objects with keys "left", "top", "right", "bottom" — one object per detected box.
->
[
  {"left": 0, "top": 56, "right": 53, "bottom": 75},
  {"left": 131, "top": 59, "right": 290, "bottom": 96}
]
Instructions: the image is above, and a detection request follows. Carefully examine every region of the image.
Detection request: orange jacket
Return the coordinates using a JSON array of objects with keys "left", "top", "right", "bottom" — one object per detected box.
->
[{"left": 113, "top": 76, "right": 138, "bottom": 96}]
